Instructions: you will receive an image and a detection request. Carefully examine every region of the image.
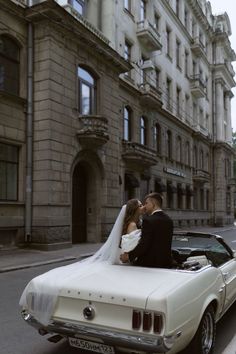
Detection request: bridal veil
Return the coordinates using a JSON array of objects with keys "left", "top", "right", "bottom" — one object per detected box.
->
[{"left": 19, "top": 205, "right": 126, "bottom": 325}]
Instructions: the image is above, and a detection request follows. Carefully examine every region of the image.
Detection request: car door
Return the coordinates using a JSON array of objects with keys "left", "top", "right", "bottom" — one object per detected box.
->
[{"left": 220, "top": 258, "right": 236, "bottom": 311}]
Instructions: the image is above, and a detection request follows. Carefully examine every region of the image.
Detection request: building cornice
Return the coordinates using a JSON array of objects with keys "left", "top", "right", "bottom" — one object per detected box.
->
[{"left": 187, "top": 0, "right": 213, "bottom": 35}]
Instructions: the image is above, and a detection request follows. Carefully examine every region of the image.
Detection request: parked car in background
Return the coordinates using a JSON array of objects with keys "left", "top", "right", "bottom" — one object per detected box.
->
[{"left": 21, "top": 232, "right": 236, "bottom": 354}]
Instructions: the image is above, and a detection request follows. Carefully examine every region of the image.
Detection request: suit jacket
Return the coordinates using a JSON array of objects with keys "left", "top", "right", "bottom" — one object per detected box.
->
[{"left": 128, "top": 211, "right": 173, "bottom": 268}]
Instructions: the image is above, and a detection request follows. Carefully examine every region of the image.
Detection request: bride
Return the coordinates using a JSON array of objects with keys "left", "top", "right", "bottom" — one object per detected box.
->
[{"left": 19, "top": 199, "right": 144, "bottom": 325}]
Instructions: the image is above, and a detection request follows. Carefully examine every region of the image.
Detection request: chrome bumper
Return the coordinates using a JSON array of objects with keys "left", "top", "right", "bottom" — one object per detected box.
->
[{"left": 21, "top": 310, "right": 176, "bottom": 353}]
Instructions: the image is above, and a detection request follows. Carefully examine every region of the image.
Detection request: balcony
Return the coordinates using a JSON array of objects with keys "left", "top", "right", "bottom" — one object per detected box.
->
[
  {"left": 122, "top": 141, "right": 158, "bottom": 169},
  {"left": 136, "top": 20, "right": 162, "bottom": 52},
  {"left": 193, "top": 169, "right": 210, "bottom": 183},
  {"left": 191, "top": 37, "right": 206, "bottom": 57},
  {"left": 139, "top": 82, "right": 162, "bottom": 109},
  {"left": 77, "top": 115, "right": 109, "bottom": 149},
  {"left": 190, "top": 75, "right": 206, "bottom": 98}
]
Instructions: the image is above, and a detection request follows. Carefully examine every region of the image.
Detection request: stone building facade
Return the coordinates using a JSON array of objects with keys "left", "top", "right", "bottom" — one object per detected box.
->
[{"left": 0, "top": 0, "right": 235, "bottom": 249}]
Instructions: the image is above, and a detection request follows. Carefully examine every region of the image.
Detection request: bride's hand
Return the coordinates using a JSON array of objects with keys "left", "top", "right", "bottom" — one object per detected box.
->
[{"left": 120, "top": 253, "right": 129, "bottom": 263}]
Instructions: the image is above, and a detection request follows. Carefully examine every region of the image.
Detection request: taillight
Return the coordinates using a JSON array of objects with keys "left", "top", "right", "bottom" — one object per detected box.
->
[
  {"left": 154, "top": 313, "right": 163, "bottom": 333},
  {"left": 132, "top": 310, "right": 141, "bottom": 330},
  {"left": 143, "top": 311, "right": 152, "bottom": 331}
]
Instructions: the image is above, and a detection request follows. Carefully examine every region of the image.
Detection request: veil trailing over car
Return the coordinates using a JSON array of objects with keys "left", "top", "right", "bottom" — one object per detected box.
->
[{"left": 19, "top": 205, "right": 127, "bottom": 325}]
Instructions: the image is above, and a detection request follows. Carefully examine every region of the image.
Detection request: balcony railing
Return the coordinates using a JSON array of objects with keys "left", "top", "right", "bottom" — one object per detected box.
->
[
  {"left": 136, "top": 20, "right": 162, "bottom": 51},
  {"left": 77, "top": 115, "right": 109, "bottom": 148},
  {"left": 122, "top": 141, "right": 158, "bottom": 168},
  {"left": 190, "top": 75, "right": 206, "bottom": 98},
  {"left": 139, "top": 82, "right": 162, "bottom": 108}
]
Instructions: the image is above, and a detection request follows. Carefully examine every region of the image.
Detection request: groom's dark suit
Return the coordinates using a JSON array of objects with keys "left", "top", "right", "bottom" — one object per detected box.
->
[{"left": 128, "top": 211, "right": 173, "bottom": 268}]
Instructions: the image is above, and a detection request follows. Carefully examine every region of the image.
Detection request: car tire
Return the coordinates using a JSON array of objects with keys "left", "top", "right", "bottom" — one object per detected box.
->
[{"left": 183, "top": 305, "right": 216, "bottom": 354}]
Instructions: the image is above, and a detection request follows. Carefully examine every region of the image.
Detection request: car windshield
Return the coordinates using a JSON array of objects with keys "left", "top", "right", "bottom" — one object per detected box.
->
[{"left": 172, "top": 234, "right": 232, "bottom": 267}]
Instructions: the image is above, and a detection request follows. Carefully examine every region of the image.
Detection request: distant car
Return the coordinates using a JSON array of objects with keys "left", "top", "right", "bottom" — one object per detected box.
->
[{"left": 21, "top": 232, "right": 236, "bottom": 354}]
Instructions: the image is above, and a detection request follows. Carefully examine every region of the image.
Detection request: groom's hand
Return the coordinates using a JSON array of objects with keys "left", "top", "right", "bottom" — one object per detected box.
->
[{"left": 120, "top": 252, "right": 129, "bottom": 263}]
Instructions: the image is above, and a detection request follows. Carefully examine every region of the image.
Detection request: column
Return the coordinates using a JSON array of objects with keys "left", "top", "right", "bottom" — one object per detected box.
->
[
  {"left": 215, "top": 80, "right": 224, "bottom": 141},
  {"left": 225, "top": 91, "right": 233, "bottom": 144}
]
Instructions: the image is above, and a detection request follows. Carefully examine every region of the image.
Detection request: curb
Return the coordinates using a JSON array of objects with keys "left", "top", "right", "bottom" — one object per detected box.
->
[{"left": 0, "top": 252, "right": 94, "bottom": 274}]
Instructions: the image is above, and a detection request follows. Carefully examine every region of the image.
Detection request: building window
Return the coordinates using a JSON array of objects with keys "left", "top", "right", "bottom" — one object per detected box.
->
[
  {"left": 206, "top": 153, "right": 209, "bottom": 172},
  {"left": 200, "top": 149, "right": 204, "bottom": 170},
  {"left": 176, "top": 136, "right": 182, "bottom": 162},
  {"left": 176, "top": 39, "right": 181, "bottom": 69},
  {"left": 70, "top": 0, "right": 85, "bottom": 15},
  {"left": 185, "top": 94, "right": 190, "bottom": 121},
  {"left": 184, "top": 6, "right": 189, "bottom": 30},
  {"left": 200, "top": 189, "right": 204, "bottom": 210},
  {"left": 166, "top": 130, "right": 172, "bottom": 159},
  {"left": 0, "top": 35, "right": 20, "bottom": 95},
  {"left": 186, "top": 141, "right": 190, "bottom": 165},
  {"left": 140, "top": 116, "right": 147, "bottom": 145},
  {"left": 140, "top": 0, "right": 146, "bottom": 21},
  {"left": 176, "top": 0, "right": 180, "bottom": 18},
  {"left": 124, "top": 40, "right": 132, "bottom": 77},
  {"left": 184, "top": 50, "right": 189, "bottom": 77},
  {"left": 0, "top": 143, "right": 18, "bottom": 201},
  {"left": 78, "top": 66, "right": 96, "bottom": 115},
  {"left": 176, "top": 86, "right": 181, "bottom": 117},
  {"left": 154, "top": 13, "right": 160, "bottom": 31},
  {"left": 154, "top": 123, "right": 161, "bottom": 154},
  {"left": 155, "top": 68, "right": 160, "bottom": 89},
  {"left": 193, "top": 146, "right": 198, "bottom": 169},
  {"left": 123, "top": 106, "right": 132, "bottom": 141},
  {"left": 166, "top": 26, "right": 172, "bottom": 58},
  {"left": 166, "top": 77, "right": 172, "bottom": 110},
  {"left": 124, "top": 0, "right": 131, "bottom": 12}
]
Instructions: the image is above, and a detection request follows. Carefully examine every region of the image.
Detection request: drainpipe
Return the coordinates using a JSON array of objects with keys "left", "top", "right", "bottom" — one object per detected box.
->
[
  {"left": 212, "top": 40, "right": 216, "bottom": 226},
  {"left": 25, "top": 0, "right": 34, "bottom": 243}
]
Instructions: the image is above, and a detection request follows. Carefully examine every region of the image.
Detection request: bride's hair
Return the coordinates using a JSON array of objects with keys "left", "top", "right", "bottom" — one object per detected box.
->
[{"left": 122, "top": 198, "right": 140, "bottom": 234}]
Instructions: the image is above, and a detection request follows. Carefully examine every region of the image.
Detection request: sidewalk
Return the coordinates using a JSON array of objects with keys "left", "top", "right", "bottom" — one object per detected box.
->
[
  {"left": 0, "top": 243, "right": 103, "bottom": 273},
  {"left": 0, "top": 224, "right": 235, "bottom": 273}
]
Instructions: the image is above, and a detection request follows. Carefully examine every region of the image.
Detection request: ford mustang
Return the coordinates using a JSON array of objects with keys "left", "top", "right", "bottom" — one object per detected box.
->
[{"left": 20, "top": 232, "right": 236, "bottom": 354}]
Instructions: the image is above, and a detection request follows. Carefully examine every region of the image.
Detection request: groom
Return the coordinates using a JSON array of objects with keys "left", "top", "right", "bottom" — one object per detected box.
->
[{"left": 120, "top": 192, "right": 173, "bottom": 268}]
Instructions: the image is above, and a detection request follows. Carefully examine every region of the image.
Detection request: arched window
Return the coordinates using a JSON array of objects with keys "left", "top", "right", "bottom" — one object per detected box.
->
[
  {"left": 78, "top": 66, "right": 96, "bottom": 115},
  {"left": 154, "top": 123, "right": 161, "bottom": 154},
  {"left": 140, "top": 116, "right": 147, "bottom": 145},
  {"left": 166, "top": 130, "right": 172, "bottom": 159},
  {"left": 186, "top": 141, "right": 190, "bottom": 165},
  {"left": 0, "top": 35, "right": 20, "bottom": 95},
  {"left": 176, "top": 136, "right": 182, "bottom": 162},
  {"left": 123, "top": 106, "right": 132, "bottom": 141}
]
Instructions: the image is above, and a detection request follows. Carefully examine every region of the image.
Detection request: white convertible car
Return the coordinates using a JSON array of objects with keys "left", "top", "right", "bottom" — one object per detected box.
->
[{"left": 21, "top": 232, "right": 236, "bottom": 354}]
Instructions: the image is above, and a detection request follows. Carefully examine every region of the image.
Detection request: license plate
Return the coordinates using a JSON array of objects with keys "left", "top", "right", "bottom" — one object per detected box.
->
[{"left": 69, "top": 337, "right": 115, "bottom": 354}]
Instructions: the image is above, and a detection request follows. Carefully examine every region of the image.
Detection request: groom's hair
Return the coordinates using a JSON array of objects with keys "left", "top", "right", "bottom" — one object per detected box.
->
[{"left": 145, "top": 192, "right": 163, "bottom": 208}]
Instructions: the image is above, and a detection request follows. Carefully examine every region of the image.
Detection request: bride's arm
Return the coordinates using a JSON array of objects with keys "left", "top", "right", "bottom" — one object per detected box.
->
[{"left": 126, "top": 221, "right": 138, "bottom": 234}]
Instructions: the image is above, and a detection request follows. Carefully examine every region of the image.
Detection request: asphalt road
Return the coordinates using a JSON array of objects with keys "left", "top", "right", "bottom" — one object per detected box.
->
[{"left": 1, "top": 229, "right": 236, "bottom": 354}]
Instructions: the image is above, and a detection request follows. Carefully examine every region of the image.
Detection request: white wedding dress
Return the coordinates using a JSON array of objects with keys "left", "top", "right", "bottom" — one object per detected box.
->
[{"left": 19, "top": 205, "right": 140, "bottom": 326}]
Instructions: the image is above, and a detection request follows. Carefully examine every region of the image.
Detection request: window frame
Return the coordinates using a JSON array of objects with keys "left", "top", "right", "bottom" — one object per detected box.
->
[
  {"left": 78, "top": 66, "right": 96, "bottom": 115},
  {"left": 0, "top": 35, "right": 20, "bottom": 96},
  {"left": 0, "top": 143, "right": 19, "bottom": 201}
]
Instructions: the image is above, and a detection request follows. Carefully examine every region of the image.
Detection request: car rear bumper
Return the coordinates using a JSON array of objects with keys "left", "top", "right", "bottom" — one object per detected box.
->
[{"left": 21, "top": 310, "right": 178, "bottom": 353}]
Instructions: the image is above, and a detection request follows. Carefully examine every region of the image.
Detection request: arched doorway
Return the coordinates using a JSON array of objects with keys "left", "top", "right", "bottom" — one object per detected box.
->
[
  {"left": 72, "top": 153, "right": 104, "bottom": 244},
  {"left": 72, "top": 162, "right": 88, "bottom": 243}
]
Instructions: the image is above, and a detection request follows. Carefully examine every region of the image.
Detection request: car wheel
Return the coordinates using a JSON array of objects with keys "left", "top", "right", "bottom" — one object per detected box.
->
[{"left": 184, "top": 305, "right": 216, "bottom": 354}]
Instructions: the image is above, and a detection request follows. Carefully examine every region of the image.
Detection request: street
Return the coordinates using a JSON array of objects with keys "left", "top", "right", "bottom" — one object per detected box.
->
[{"left": 1, "top": 229, "right": 236, "bottom": 354}]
